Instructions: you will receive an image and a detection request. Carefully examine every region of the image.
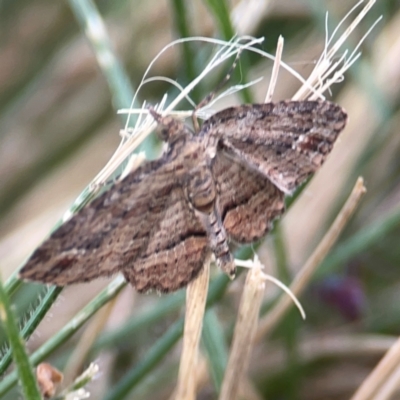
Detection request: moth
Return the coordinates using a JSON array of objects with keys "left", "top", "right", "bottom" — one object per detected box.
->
[{"left": 20, "top": 100, "right": 347, "bottom": 293}]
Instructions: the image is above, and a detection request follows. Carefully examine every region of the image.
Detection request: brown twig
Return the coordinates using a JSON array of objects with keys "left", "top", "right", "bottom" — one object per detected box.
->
[
  {"left": 175, "top": 260, "right": 210, "bottom": 400},
  {"left": 350, "top": 336, "right": 400, "bottom": 400},
  {"left": 255, "top": 177, "right": 366, "bottom": 342},
  {"left": 219, "top": 260, "right": 265, "bottom": 400}
]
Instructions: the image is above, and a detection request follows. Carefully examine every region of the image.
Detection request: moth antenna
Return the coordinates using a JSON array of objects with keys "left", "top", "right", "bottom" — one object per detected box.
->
[{"left": 147, "top": 106, "right": 162, "bottom": 123}]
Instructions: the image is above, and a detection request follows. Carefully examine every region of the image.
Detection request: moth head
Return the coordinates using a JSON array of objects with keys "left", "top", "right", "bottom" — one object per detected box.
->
[{"left": 148, "top": 107, "right": 191, "bottom": 143}]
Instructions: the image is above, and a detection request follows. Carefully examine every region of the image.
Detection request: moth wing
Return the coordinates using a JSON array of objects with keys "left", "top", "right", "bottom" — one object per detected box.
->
[
  {"left": 122, "top": 185, "right": 209, "bottom": 293},
  {"left": 202, "top": 101, "right": 347, "bottom": 194},
  {"left": 212, "top": 152, "right": 285, "bottom": 243},
  {"left": 20, "top": 156, "right": 208, "bottom": 291}
]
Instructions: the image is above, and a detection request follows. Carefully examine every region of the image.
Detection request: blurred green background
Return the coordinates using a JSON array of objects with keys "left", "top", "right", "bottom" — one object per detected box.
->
[{"left": 1, "top": 0, "right": 400, "bottom": 399}]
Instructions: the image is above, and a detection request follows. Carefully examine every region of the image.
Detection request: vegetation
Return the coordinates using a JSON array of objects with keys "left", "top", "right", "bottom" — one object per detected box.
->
[{"left": 1, "top": 0, "right": 399, "bottom": 399}]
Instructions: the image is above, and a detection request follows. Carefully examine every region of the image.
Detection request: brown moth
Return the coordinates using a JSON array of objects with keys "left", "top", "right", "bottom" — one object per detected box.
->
[{"left": 19, "top": 101, "right": 347, "bottom": 293}]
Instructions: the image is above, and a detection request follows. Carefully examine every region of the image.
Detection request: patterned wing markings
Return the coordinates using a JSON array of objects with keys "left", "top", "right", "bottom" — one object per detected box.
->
[
  {"left": 202, "top": 101, "right": 347, "bottom": 194},
  {"left": 19, "top": 155, "right": 203, "bottom": 288},
  {"left": 123, "top": 186, "right": 208, "bottom": 292},
  {"left": 212, "top": 152, "right": 285, "bottom": 243}
]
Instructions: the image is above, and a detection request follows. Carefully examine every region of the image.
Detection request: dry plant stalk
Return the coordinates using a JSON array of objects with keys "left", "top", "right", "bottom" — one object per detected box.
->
[
  {"left": 237, "top": 378, "right": 264, "bottom": 400},
  {"left": 350, "top": 336, "right": 400, "bottom": 400},
  {"left": 174, "top": 260, "right": 210, "bottom": 400},
  {"left": 255, "top": 177, "right": 366, "bottom": 342},
  {"left": 219, "top": 261, "right": 265, "bottom": 400},
  {"left": 373, "top": 364, "right": 400, "bottom": 400},
  {"left": 264, "top": 35, "right": 283, "bottom": 103}
]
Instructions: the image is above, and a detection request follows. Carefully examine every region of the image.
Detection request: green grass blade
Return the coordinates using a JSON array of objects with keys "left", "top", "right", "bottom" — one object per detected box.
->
[
  {"left": 0, "top": 286, "right": 63, "bottom": 375},
  {"left": 93, "top": 290, "right": 185, "bottom": 351},
  {"left": 67, "top": 0, "right": 156, "bottom": 157},
  {"left": 103, "top": 319, "right": 184, "bottom": 400},
  {"left": 68, "top": 0, "right": 136, "bottom": 114},
  {"left": 4, "top": 274, "right": 22, "bottom": 297},
  {"left": 0, "top": 277, "right": 42, "bottom": 400},
  {"left": 203, "top": 0, "right": 234, "bottom": 39},
  {"left": 170, "top": 0, "right": 200, "bottom": 101},
  {"left": 203, "top": 0, "right": 252, "bottom": 103},
  {"left": 0, "top": 276, "right": 126, "bottom": 397}
]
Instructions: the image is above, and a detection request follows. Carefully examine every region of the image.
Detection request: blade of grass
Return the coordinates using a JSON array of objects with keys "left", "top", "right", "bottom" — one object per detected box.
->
[
  {"left": 170, "top": 0, "right": 201, "bottom": 102},
  {"left": 0, "top": 286, "right": 63, "bottom": 375},
  {"left": 0, "top": 276, "right": 42, "bottom": 400},
  {"left": 68, "top": 0, "right": 158, "bottom": 162},
  {"left": 203, "top": 0, "right": 234, "bottom": 41},
  {"left": 68, "top": 0, "right": 135, "bottom": 114},
  {"left": 103, "top": 318, "right": 184, "bottom": 400},
  {"left": 203, "top": 0, "right": 252, "bottom": 103},
  {"left": 0, "top": 276, "right": 126, "bottom": 397},
  {"left": 92, "top": 290, "right": 185, "bottom": 351}
]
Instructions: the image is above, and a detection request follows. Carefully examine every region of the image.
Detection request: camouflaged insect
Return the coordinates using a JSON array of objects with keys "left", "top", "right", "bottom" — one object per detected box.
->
[{"left": 20, "top": 100, "right": 347, "bottom": 293}]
